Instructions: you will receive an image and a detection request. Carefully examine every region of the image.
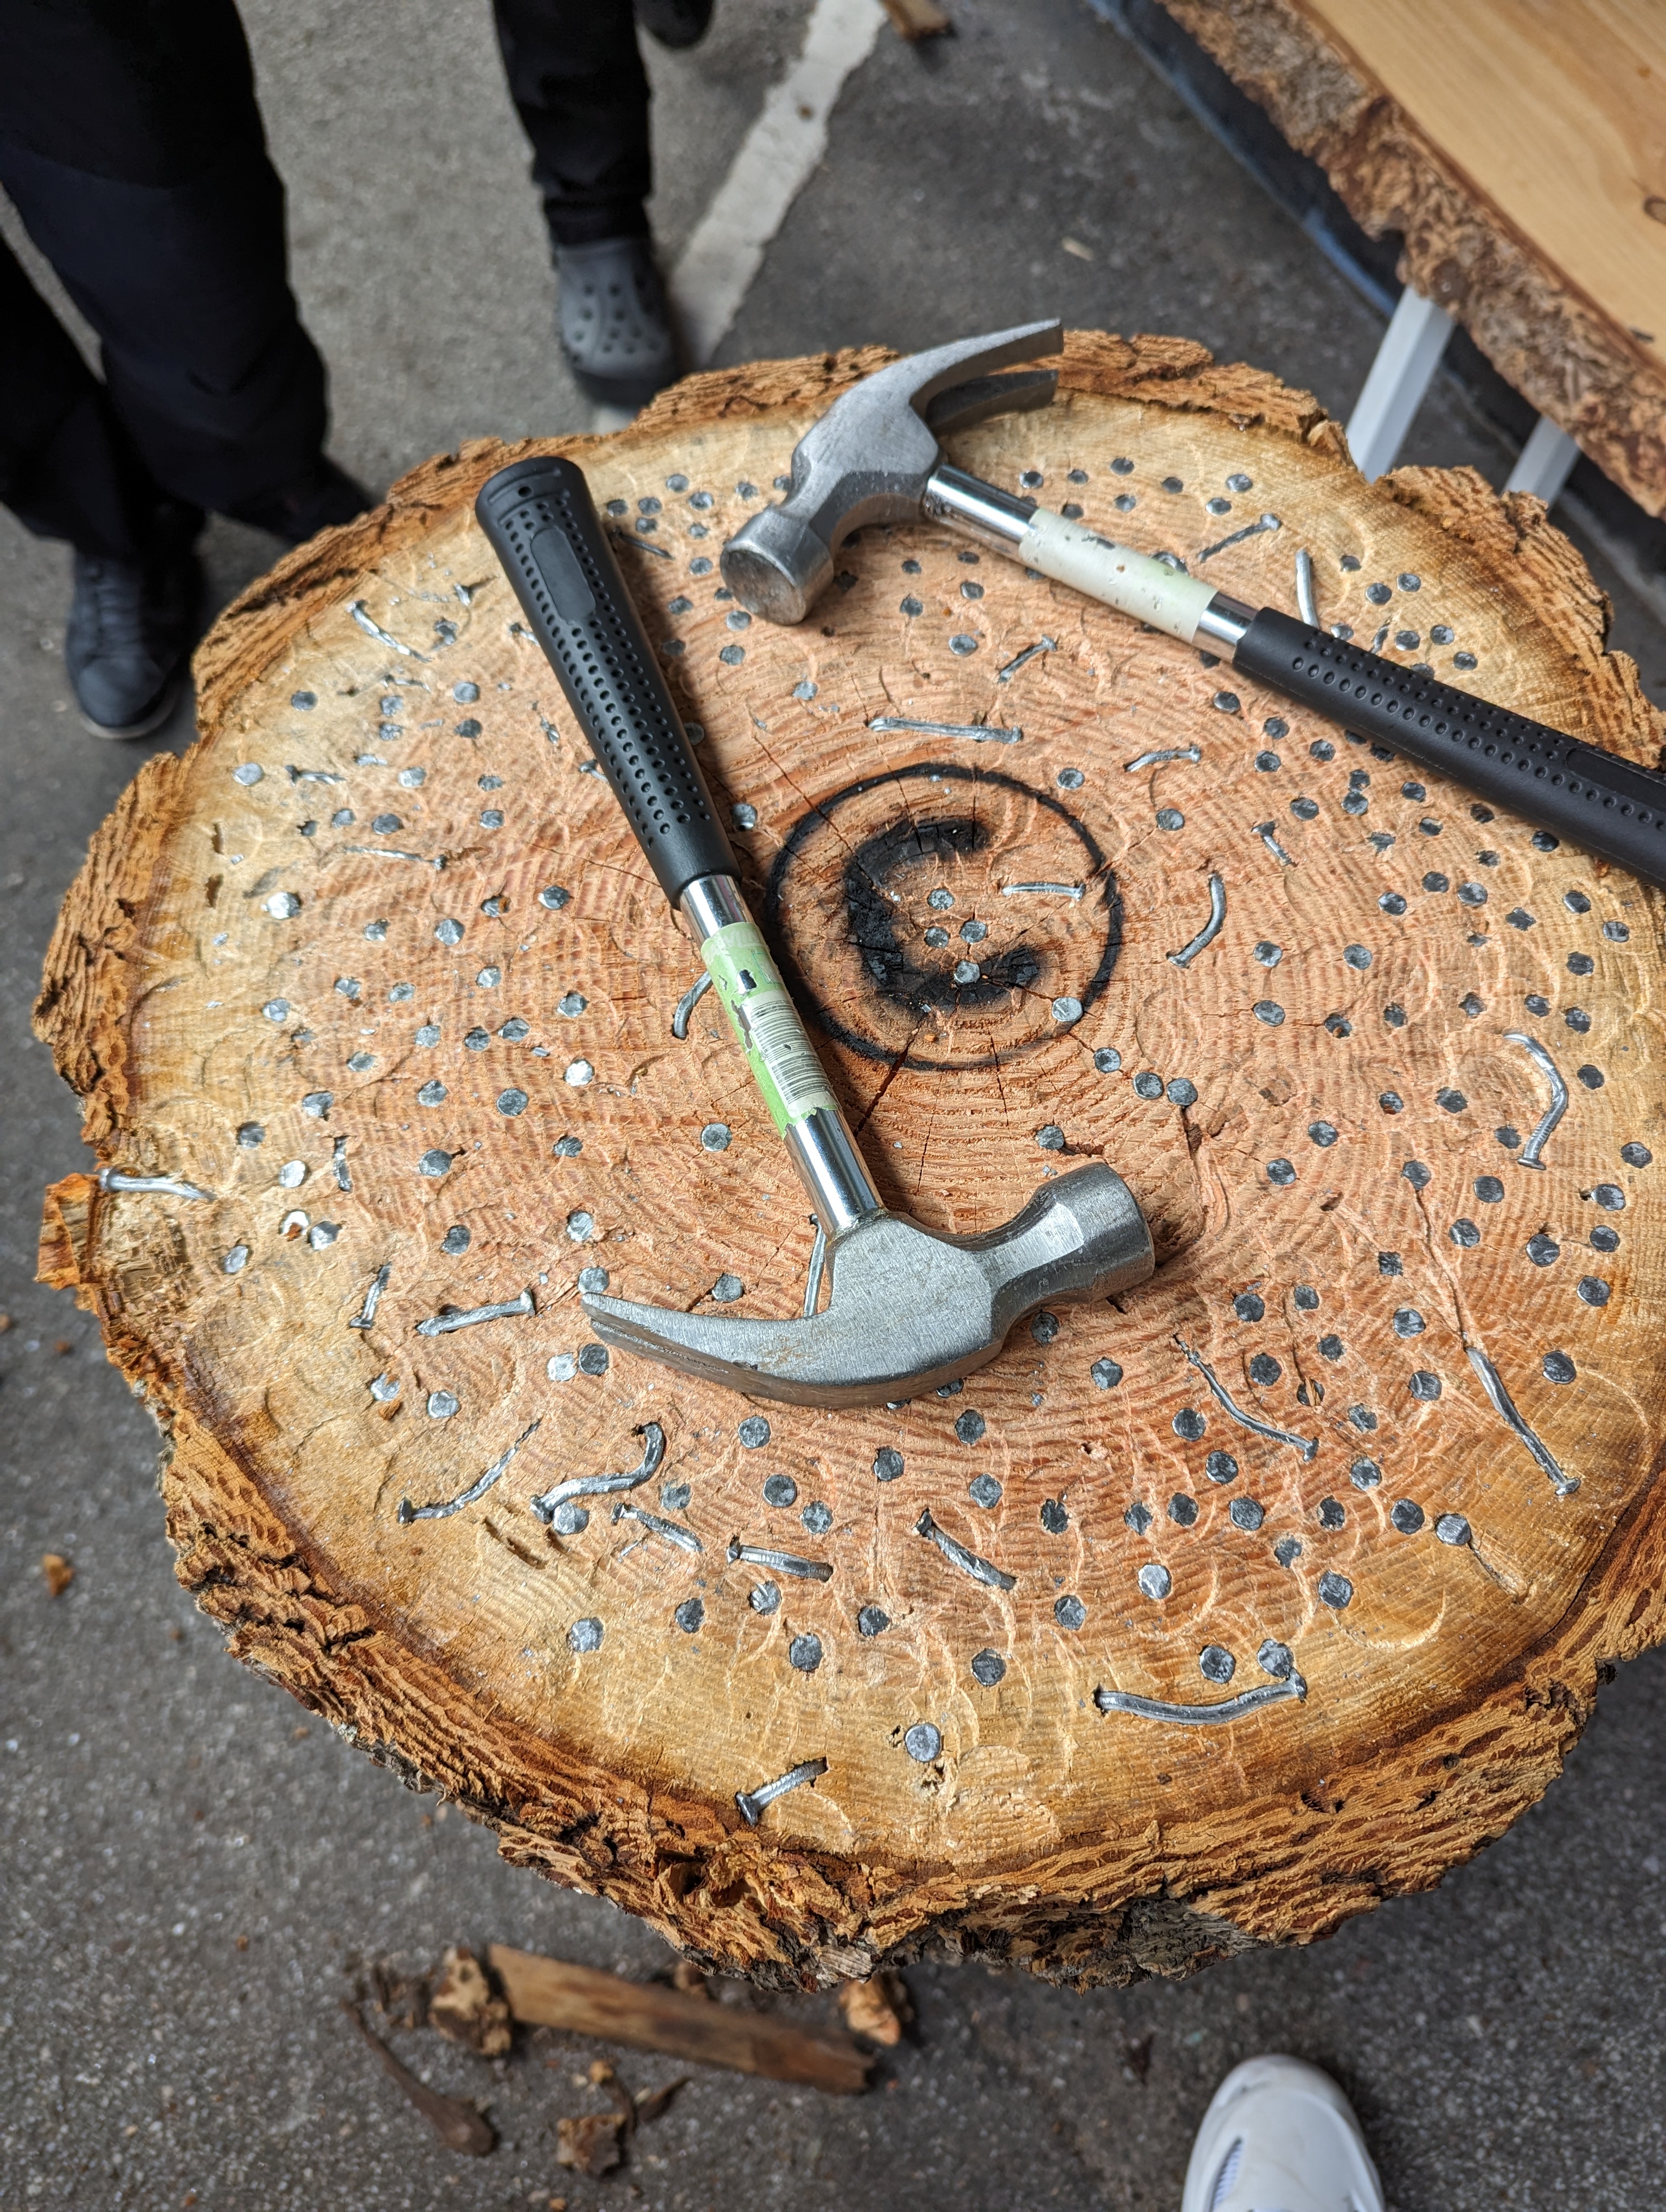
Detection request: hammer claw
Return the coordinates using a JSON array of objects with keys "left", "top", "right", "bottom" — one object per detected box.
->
[{"left": 924, "top": 367, "right": 1059, "bottom": 438}]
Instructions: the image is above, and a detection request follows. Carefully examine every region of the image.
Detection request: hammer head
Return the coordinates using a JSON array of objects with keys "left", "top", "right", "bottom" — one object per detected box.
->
[
  {"left": 720, "top": 319, "right": 1063, "bottom": 626},
  {"left": 580, "top": 1162, "right": 1152, "bottom": 1409}
]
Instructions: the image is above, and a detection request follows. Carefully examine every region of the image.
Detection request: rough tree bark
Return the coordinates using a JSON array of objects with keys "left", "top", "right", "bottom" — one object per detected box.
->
[{"left": 35, "top": 333, "right": 1666, "bottom": 1989}]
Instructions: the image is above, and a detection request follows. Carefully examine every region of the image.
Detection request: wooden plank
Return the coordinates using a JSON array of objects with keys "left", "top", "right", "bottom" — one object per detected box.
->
[
  {"left": 488, "top": 1947, "right": 870, "bottom": 2092},
  {"left": 1306, "top": 0, "right": 1666, "bottom": 355},
  {"left": 1157, "top": 0, "right": 1666, "bottom": 512}
]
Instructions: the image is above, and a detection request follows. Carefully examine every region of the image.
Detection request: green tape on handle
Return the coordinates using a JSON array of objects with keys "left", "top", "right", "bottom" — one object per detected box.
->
[{"left": 700, "top": 922, "right": 839, "bottom": 1135}]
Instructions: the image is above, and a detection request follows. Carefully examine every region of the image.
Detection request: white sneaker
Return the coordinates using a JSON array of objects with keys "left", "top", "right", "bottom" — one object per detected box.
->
[{"left": 1180, "top": 2054, "right": 1385, "bottom": 2212}]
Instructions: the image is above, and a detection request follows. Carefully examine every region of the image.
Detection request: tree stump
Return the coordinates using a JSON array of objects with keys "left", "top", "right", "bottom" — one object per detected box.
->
[{"left": 35, "top": 333, "right": 1666, "bottom": 1989}]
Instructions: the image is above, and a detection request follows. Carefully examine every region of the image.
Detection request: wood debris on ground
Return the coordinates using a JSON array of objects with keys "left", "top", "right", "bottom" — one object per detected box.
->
[
  {"left": 428, "top": 1944, "right": 512, "bottom": 2055},
  {"left": 341, "top": 1999, "right": 494, "bottom": 2155},
  {"left": 881, "top": 0, "right": 951, "bottom": 37},
  {"left": 553, "top": 2056, "right": 688, "bottom": 2176},
  {"left": 368, "top": 1958, "right": 428, "bottom": 2031},
  {"left": 41, "top": 1553, "right": 73, "bottom": 1597},
  {"left": 338, "top": 1931, "right": 875, "bottom": 2181},
  {"left": 556, "top": 2112, "right": 625, "bottom": 2176},
  {"left": 635, "top": 2075, "right": 689, "bottom": 2123},
  {"left": 490, "top": 1943, "right": 870, "bottom": 2092},
  {"left": 836, "top": 1971, "right": 912, "bottom": 2047}
]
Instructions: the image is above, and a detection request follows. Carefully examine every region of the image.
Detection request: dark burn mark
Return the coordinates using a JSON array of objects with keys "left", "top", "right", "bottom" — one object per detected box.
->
[
  {"left": 843, "top": 816, "right": 1043, "bottom": 1014},
  {"left": 765, "top": 762, "right": 1120, "bottom": 1072}
]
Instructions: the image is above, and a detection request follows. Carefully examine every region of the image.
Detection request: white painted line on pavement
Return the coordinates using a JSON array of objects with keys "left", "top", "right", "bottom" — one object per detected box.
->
[{"left": 669, "top": 0, "right": 885, "bottom": 366}]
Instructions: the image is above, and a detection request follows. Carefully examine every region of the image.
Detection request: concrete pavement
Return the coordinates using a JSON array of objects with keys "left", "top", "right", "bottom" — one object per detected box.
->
[{"left": 4, "top": 4, "right": 1664, "bottom": 2205}]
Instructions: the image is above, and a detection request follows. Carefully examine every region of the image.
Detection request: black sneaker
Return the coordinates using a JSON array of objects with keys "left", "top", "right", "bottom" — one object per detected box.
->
[
  {"left": 554, "top": 236, "right": 680, "bottom": 411},
  {"left": 636, "top": 0, "right": 714, "bottom": 48},
  {"left": 226, "top": 456, "right": 374, "bottom": 548},
  {"left": 65, "top": 536, "right": 201, "bottom": 741}
]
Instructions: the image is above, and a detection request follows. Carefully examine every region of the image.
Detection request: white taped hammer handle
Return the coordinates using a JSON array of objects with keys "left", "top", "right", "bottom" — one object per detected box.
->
[{"left": 924, "top": 464, "right": 1240, "bottom": 648}]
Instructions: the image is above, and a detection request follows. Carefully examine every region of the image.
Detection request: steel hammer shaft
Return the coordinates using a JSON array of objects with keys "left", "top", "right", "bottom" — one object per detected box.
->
[
  {"left": 681, "top": 872, "right": 882, "bottom": 1237},
  {"left": 925, "top": 459, "right": 1666, "bottom": 884},
  {"left": 923, "top": 464, "right": 1244, "bottom": 646}
]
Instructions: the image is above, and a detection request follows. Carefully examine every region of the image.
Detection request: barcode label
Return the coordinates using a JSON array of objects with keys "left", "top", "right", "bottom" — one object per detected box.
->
[{"left": 742, "top": 998, "right": 837, "bottom": 1121}]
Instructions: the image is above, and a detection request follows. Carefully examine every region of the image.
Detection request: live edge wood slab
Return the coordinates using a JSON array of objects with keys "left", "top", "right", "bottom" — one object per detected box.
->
[
  {"left": 35, "top": 334, "right": 1666, "bottom": 1990},
  {"left": 1154, "top": 0, "right": 1666, "bottom": 513}
]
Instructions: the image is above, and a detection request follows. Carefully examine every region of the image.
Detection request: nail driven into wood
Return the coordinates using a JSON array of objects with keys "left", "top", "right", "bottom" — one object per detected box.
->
[
  {"left": 99, "top": 1168, "right": 214, "bottom": 1201},
  {"left": 867, "top": 715, "right": 1023, "bottom": 744},
  {"left": 416, "top": 1288, "right": 535, "bottom": 1336},
  {"left": 608, "top": 528, "right": 672, "bottom": 561},
  {"left": 398, "top": 1419, "right": 542, "bottom": 1523},
  {"left": 671, "top": 970, "right": 714, "bottom": 1038},
  {"left": 1295, "top": 545, "right": 1318, "bottom": 627},
  {"left": 996, "top": 636, "right": 1056, "bottom": 682},
  {"left": 1466, "top": 1342, "right": 1578, "bottom": 1495},
  {"left": 1504, "top": 1030, "right": 1570, "bottom": 1168},
  {"left": 348, "top": 1262, "right": 390, "bottom": 1330},
  {"left": 529, "top": 1424, "right": 667, "bottom": 1522},
  {"left": 1168, "top": 873, "right": 1227, "bottom": 968},
  {"left": 341, "top": 844, "right": 446, "bottom": 869},
  {"left": 1095, "top": 1677, "right": 1305, "bottom": 1726},
  {"left": 349, "top": 600, "right": 426, "bottom": 659},
  {"left": 802, "top": 1216, "right": 828, "bottom": 1319},
  {"left": 727, "top": 1539, "right": 832, "bottom": 1581},
  {"left": 914, "top": 1508, "right": 1016, "bottom": 1591},
  {"left": 613, "top": 1501, "right": 703, "bottom": 1552},
  {"left": 1195, "top": 512, "right": 1280, "bottom": 563},
  {"left": 1175, "top": 1337, "right": 1318, "bottom": 1459},
  {"left": 1124, "top": 745, "right": 1202, "bottom": 771},
  {"left": 735, "top": 1756, "right": 828, "bottom": 1826}
]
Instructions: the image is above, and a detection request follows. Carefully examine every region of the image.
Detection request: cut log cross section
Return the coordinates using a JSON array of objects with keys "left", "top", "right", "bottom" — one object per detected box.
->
[{"left": 35, "top": 335, "right": 1666, "bottom": 1988}]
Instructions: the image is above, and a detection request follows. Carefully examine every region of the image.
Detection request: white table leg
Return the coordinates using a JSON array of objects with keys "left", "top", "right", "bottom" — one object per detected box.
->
[
  {"left": 1504, "top": 414, "right": 1582, "bottom": 505},
  {"left": 1345, "top": 286, "right": 1456, "bottom": 480}
]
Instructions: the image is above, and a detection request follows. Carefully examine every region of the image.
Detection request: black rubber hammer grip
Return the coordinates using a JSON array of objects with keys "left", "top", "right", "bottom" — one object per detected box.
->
[
  {"left": 1237, "top": 608, "right": 1666, "bottom": 888},
  {"left": 476, "top": 455, "right": 737, "bottom": 904}
]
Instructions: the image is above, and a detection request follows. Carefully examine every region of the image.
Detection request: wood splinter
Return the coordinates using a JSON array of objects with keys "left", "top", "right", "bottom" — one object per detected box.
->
[
  {"left": 341, "top": 2001, "right": 495, "bottom": 2156},
  {"left": 881, "top": 0, "right": 951, "bottom": 38},
  {"left": 489, "top": 1946, "right": 870, "bottom": 2094}
]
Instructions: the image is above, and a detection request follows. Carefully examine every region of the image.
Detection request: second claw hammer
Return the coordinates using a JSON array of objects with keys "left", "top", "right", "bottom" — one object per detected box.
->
[{"left": 721, "top": 320, "right": 1666, "bottom": 890}]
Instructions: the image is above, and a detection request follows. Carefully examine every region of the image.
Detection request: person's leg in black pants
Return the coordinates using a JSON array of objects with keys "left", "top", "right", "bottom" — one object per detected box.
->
[
  {"left": 0, "top": 239, "right": 167, "bottom": 564},
  {"left": 0, "top": 0, "right": 368, "bottom": 736},
  {"left": 492, "top": 0, "right": 714, "bottom": 412}
]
